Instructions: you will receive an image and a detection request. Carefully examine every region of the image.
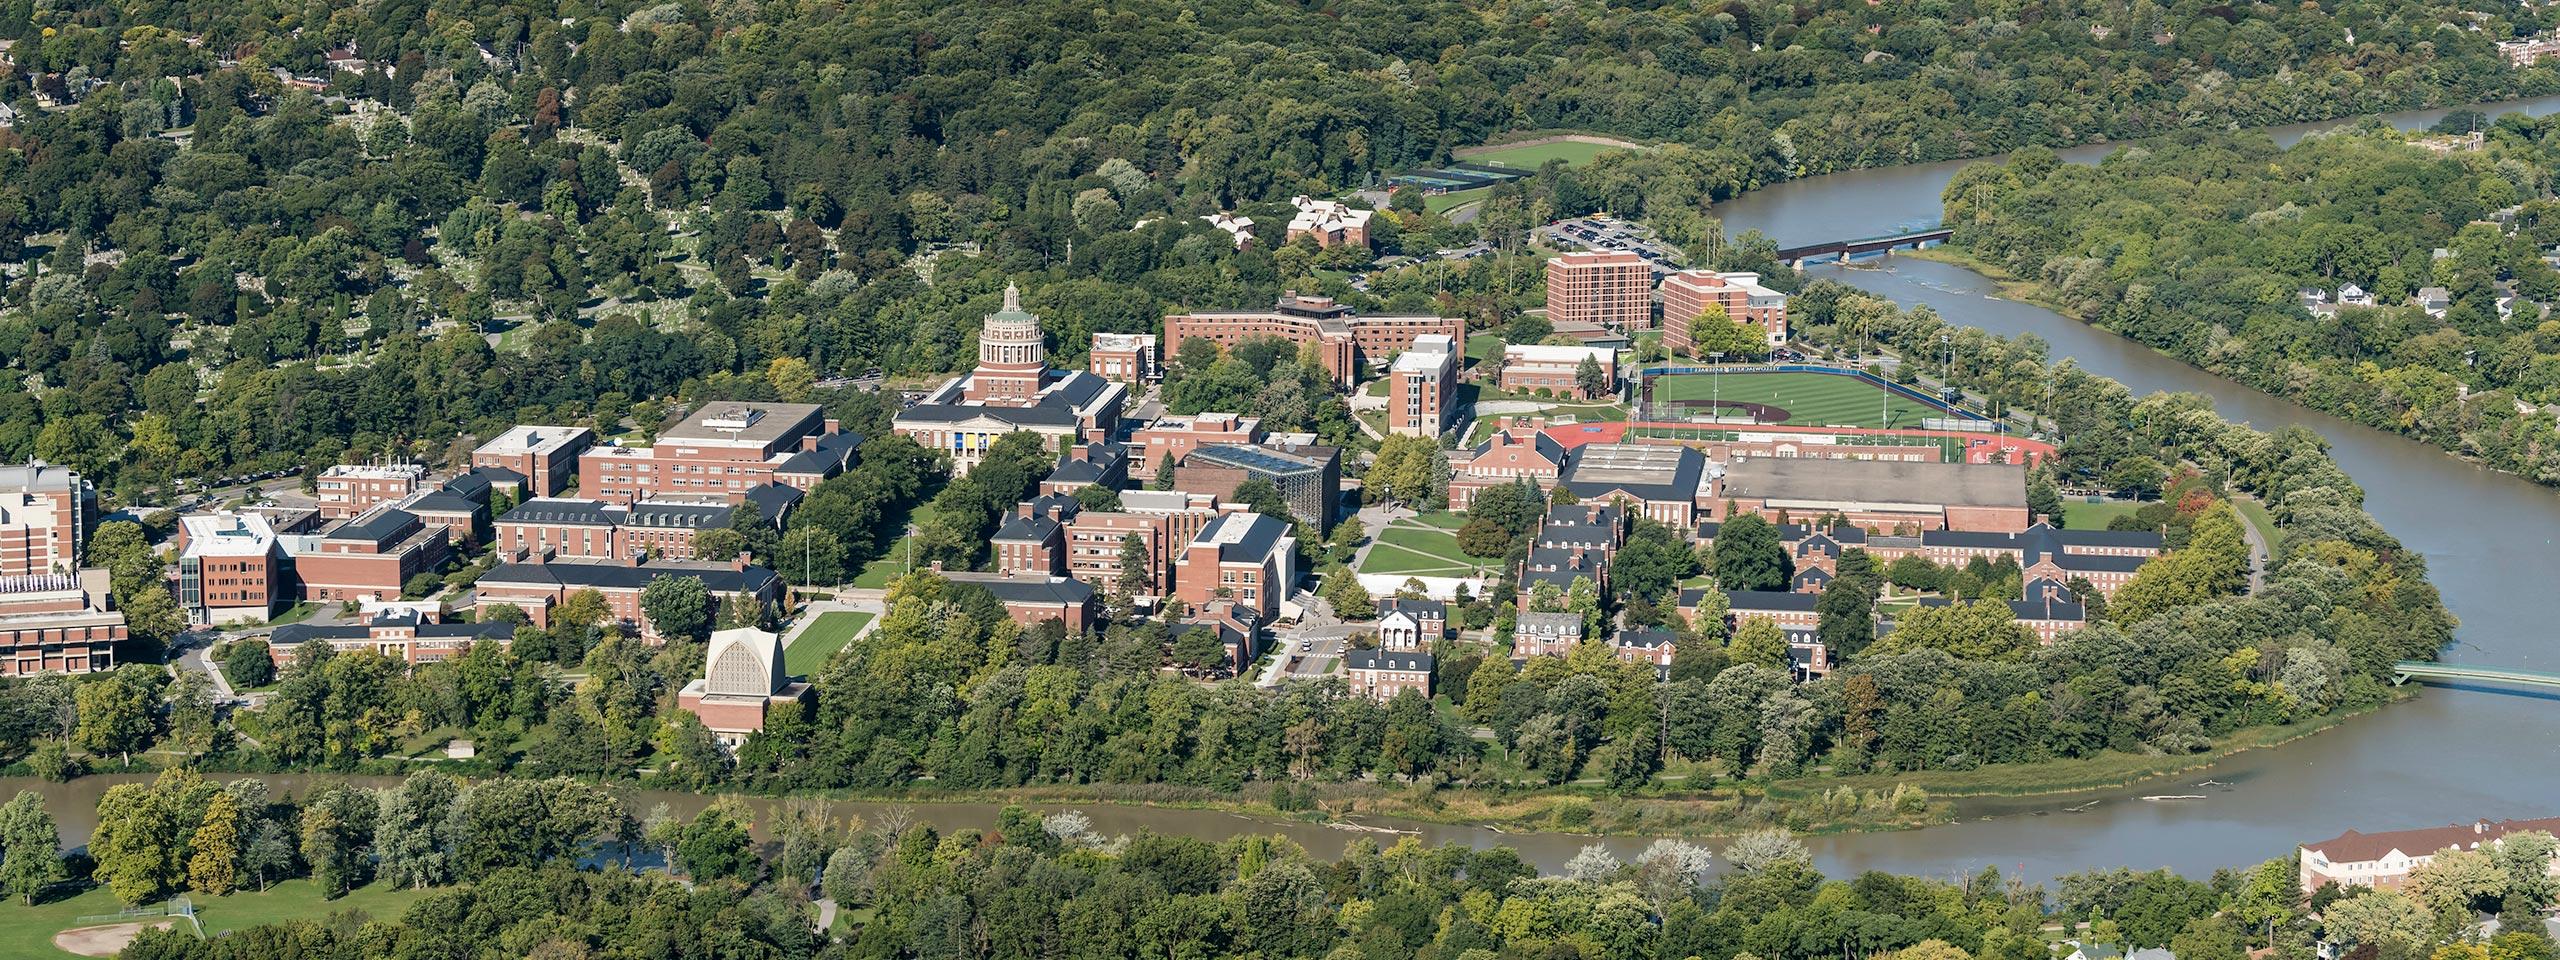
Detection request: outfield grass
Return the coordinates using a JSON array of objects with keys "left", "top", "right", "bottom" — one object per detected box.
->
[
  {"left": 0, "top": 880, "right": 437, "bottom": 960},
  {"left": 852, "top": 500, "right": 939, "bottom": 588},
  {"left": 1649, "top": 371, "right": 1937, "bottom": 429},
  {"left": 1463, "top": 139, "right": 1642, "bottom": 168},
  {"left": 786, "top": 610, "right": 874, "bottom": 674}
]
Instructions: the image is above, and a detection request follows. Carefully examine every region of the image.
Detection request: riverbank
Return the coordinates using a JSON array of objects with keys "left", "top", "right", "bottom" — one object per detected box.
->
[
  {"left": 1913, "top": 240, "right": 2560, "bottom": 492},
  {"left": 1770, "top": 697, "right": 2391, "bottom": 806}
]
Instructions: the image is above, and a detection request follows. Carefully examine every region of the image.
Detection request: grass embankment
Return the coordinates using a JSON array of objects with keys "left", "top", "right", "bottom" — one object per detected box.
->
[
  {"left": 0, "top": 880, "right": 434, "bottom": 960},
  {"left": 1766, "top": 698, "right": 2390, "bottom": 804},
  {"left": 2061, "top": 499, "right": 2143, "bottom": 529},
  {"left": 786, "top": 611, "right": 875, "bottom": 674},
  {"left": 851, "top": 500, "right": 939, "bottom": 589}
]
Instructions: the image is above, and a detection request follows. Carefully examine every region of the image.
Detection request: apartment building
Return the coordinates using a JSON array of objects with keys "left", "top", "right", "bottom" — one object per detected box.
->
[
  {"left": 1545, "top": 251, "right": 1653, "bottom": 331},
  {"left": 0, "top": 462, "right": 90, "bottom": 577},
  {"left": 1661, "top": 270, "right": 1788, "bottom": 353},
  {"left": 1164, "top": 293, "right": 1460, "bottom": 386},
  {"left": 1388, "top": 334, "right": 1458, "bottom": 435}
]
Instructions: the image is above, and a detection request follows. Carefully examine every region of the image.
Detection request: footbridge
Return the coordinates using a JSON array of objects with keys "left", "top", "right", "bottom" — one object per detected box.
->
[
  {"left": 1776, "top": 228, "right": 1953, "bottom": 267},
  {"left": 2391, "top": 661, "right": 2560, "bottom": 691}
]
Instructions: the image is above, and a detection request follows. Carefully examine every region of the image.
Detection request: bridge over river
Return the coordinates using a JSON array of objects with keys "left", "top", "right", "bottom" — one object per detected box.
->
[
  {"left": 1774, "top": 228, "right": 1953, "bottom": 266},
  {"left": 2393, "top": 661, "right": 2560, "bottom": 691}
]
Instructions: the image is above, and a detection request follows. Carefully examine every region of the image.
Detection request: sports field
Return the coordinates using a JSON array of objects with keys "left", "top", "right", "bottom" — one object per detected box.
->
[
  {"left": 1648, "top": 371, "right": 1939, "bottom": 429},
  {"left": 1462, "top": 138, "right": 1645, "bottom": 168}
]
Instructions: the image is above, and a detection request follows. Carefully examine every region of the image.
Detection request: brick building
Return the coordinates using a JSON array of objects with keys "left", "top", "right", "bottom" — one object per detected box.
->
[
  {"left": 1173, "top": 511, "right": 1298, "bottom": 620},
  {"left": 0, "top": 462, "right": 91, "bottom": 577},
  {"left": 1710, "top": 458, "right": 2030, "bottom": 533},
  {"left": 1446, "top": 421, "right": 1568, "bottom": 510},
  {"left": 1609, "top": 626, "right": 1677, "bottom": 674},
  {"left": 1089, "top": 332, "right": 1158, "bottom": 383},
  {"left": 494, "top": 498, "right": 741, "bottom": 562},
  {"left": 1545, "top": 251, "right": 1653, "bottom": 332},
  {"left": 676, "top": 626, "right": 813, "bottom": 749},
  {"left": 1039, "top": 443, "right": 1131, "bottom": 496},
  {"left": 991, "top": 502, "right": 1069, "bottom": 577},
  {"left": 1344, "top": 648, "right": 1433, "bottom": 701},
  {"left": 1865, "top": 522, "right": 2161, "bottom": 598},
  {"left": 1388, "top": 334, "right": 1458, "bottom": 435},
  {"left": 1498, "top": 344, "right": 1618, "bottom": 399},
  {"left": 1171, "top": 600, "right": 1264, "bottom": 675},
  {"left": 1376, "top": 598, "right": 1446, "bottom": 651},
  {"left": 581, "top": 402, "right": 852, "bottom": 504},
  {"left": 1512, "top": 610, "right": 1583, "bottom": 660},
  {"left": 1661, "top": 270, "right": 1788, "bottom": 353},
  {"left": 472, "top": 425, "right": 596, "bottom": 497},
  {"left": 473, "top": 557, "right": 781, "bottom": 642},
  {"left": 267, "top": 601, "right": 513, "bottom": 666},
  {"left": 1284, "top": 196, "right": 1373, "bottom": 249},
  {"left": 1164, "top": 294, "right": 1460, "bottom": 387},
  {"left": 1132, "top": 413, "right": 1263, "bottom": 467},
  {"left": 291, "top": 507, "right": 452, "bottom": 604},
  {"left": 939, "top": 569, "right": 1101, "bottom": 632},
  {"left": 0, "top": 570, "right": 123, "bottom": 675},
  {"left": 178, "top": 513, "right": 289, "bottom": 625},
  {"left": 314, "top": 462, "right": 427, "bottom": 520},
  {"left": 1556, "top": 443, "right": 1708, "bottom": 526}
]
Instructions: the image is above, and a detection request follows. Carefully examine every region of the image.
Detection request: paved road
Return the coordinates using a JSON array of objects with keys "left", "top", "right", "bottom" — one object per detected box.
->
[{"left": 2234, "top": 495, "right": 2272, "bottom": 593}]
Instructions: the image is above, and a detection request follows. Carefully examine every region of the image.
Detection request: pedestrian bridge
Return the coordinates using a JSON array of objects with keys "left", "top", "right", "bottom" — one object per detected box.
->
[
  {"left": 1775, "top": 228, "right": 1955, "bottom": 266},
  {"left": 2392, "top": 661, "right": 2560, "bottom": 691}
]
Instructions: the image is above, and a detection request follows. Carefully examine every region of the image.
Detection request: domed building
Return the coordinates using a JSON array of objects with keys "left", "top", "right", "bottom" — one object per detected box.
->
[{"left": 892, "top": 283, "right": 1128, "bottom": 476}]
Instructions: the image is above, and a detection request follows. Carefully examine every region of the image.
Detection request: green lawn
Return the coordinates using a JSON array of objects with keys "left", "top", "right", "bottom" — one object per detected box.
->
[
  {"left": 1424, "top": 186, "right": 1491, "bottom": 215},
  {"left": 2061, "top": 499, "right": 2144, "bottom": 530},
  {"left": 852, "top": 500, "right": 940, "bottom": 588},
  {"left": 1465, "top": 333, "right": 1504, "bottom": 364},
  {"left": 1648, "top": 371, "right": 1937, "bottom": 429},
  {"left": 1462, "top": 139, "right": 1643, "bottom": 168},
  {"left": 2235, "top": 497, "right": 2285, "bottom": 550},
  {"left": 786, "top": 610, "right": 874, "bottom": 674},
  {"left": 0, "top": 881, "right": 437, "bottom": 960},
  {"left": 1358, "top": 518, "right": 1498, "bottom": 577}
]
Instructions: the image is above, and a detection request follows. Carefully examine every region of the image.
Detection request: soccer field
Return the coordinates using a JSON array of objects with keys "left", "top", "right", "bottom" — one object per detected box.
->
[
  {"left": 1464, "top": 139, "right": 1636, "bottom": 168},
  {"left": 1648, "top": 371, "right": 1940, "bottom": 429}
]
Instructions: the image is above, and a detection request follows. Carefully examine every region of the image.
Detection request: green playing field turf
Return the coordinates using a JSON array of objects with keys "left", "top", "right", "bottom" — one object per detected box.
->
[{"left": 1647, "top": 371, "right": 1939, "bottom": 429}]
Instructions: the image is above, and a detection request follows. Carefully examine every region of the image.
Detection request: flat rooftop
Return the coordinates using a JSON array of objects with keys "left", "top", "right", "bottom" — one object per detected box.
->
[
  {"left": 476, "top": 425, "right": 593, "bottom": 457},
  {"left": 0, "top": 462, "right": 80, "bottom": 492},
  {"left": 1565, "top": 444, "right": 1689, "bottom": 486},
  {"left": 659, "top": 402, "right": 825, "bottom": 446},
  {"left": 1720, "top": 457, "right": 2026, "bottom": 509}
]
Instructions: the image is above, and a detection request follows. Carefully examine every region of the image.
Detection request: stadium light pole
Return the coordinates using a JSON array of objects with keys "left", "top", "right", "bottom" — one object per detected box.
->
[{"left": 1709, "top": 351, "right": 1725, "bottom": 424}]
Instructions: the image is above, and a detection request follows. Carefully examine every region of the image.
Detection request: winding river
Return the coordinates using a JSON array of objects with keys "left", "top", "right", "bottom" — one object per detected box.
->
[{"left": 9, "top": 99, "right": 2560, "bottom": 885}]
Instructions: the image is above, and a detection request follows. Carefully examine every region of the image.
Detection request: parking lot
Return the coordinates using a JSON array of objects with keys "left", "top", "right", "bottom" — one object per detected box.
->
[{"left": 1541, "top": 216, "right": 1675, "bottom": 263}]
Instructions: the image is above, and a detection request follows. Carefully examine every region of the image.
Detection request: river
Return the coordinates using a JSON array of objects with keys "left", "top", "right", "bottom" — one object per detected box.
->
[{"left": 10, "top": 102, "right": 2560, "bottom": 888}]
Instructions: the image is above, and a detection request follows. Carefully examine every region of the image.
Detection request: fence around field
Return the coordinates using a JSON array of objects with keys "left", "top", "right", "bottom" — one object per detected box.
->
[{"left": 75, "top": 896, "right": 199, "bottom": 935}]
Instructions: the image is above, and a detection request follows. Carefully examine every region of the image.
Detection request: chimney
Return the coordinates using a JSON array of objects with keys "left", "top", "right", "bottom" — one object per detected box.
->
[
  {"left": 735, "top": 551, "right": 753, "bottom": 571},
  {"left": 928, "top": 561, "right": 945, "bottom": 573}
]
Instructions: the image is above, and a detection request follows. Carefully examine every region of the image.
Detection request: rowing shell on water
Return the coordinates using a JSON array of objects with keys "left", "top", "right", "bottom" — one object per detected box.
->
[{"left": 2141, "top": 795, "right": 2206, "bottom": 801}]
